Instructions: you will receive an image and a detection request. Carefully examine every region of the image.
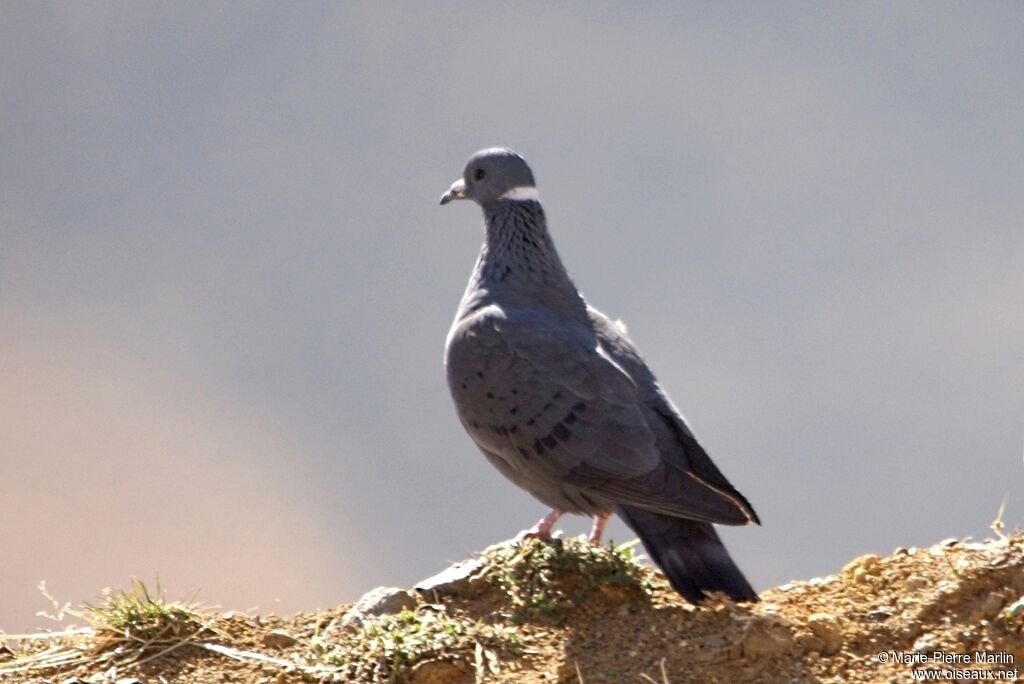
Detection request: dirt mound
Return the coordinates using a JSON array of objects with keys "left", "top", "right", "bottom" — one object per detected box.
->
[{"left": 4, "top": 534, "right": 1024, "bottom": 683}]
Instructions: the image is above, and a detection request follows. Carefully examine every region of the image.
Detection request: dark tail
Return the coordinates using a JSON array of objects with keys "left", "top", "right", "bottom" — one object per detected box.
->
[{"left": 617, "top": 506, "right": 758, "bottom": 604}]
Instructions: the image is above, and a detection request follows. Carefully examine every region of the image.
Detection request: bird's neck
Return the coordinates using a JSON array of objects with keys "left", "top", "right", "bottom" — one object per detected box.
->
[{"left": 459, "top": 200, "right": 587, "bottom": 319}]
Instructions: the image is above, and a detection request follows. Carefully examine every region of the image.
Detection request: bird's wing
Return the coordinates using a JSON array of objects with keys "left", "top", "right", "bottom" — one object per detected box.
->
[
  {"left": 474, "top": 306, "right": 753, "bottom": 524},
  {"left": 588, "top": 306, "right": 759, "bottom": 525}
]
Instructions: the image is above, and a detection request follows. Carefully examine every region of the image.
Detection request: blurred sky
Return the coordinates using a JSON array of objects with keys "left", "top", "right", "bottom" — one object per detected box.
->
[{"left": 2, "top": 2, "right": 1023, "bottom": 632}]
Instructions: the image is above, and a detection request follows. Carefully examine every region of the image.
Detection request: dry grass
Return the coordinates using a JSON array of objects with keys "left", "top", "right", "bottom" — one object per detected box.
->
[
  {"left": 0, "top": 579, "right": 221, "bottom": 678},
  {"left": 4, "top": 531, "right": 1024, "bottom": 683}
]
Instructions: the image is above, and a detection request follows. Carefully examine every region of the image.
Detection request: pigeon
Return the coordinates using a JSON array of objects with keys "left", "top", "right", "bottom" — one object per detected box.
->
[{"left": 440, "top": 148, "right": 759, "bottom": 604}]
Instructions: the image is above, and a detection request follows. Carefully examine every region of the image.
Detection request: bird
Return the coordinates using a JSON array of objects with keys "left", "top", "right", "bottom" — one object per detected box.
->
[{"left": 440, "top": 147, "right": 759, "bottom": 604}]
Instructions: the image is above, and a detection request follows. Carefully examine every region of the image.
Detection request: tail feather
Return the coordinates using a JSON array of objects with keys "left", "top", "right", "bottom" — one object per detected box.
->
[{"left": 618, "top": 506, "right": 758, "bottom": 604}]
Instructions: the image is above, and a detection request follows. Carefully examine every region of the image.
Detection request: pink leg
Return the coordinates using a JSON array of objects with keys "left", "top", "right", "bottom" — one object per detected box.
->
[
  {"left": 588, "top": 513, "right": 610, "bottom": 545},
  {"left": 516, "top": 509, "right": 563, "bottom": 542}
]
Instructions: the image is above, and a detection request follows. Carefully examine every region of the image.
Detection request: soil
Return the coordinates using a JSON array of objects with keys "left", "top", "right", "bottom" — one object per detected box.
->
[{"left": 4, "top": 533, "right": 1024, "bottom": 683}]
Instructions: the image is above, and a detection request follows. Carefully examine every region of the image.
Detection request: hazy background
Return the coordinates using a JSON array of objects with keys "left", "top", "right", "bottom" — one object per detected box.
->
[{"left": 2, "top": 2, "right": 1022, "bottom": 632}]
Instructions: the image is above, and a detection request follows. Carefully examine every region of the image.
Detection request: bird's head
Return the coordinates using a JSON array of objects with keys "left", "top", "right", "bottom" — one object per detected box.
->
[{"left": 439, "top": 148, "right": 538, "bottom": 206}]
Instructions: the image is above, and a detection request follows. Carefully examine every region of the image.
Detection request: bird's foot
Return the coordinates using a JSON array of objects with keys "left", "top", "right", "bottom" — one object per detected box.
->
[
  {"left": 588, "top": 513, "right": 610, "bottom": 546},
  {"left": 515, "top": 508, "right": 563, "bottom": 543}
]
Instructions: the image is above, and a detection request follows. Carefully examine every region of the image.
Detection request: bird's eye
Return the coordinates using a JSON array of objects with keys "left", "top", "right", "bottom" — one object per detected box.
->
[{"left": 473, "top": 168, "right": 486, "bottom": 181}]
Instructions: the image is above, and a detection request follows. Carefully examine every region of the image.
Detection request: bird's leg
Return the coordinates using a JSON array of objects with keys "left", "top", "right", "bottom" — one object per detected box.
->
[
  {"left": 516, "top": 508, "right": 563, "bottom": 542},
  {"left": 588, "top": 513, "right": 610, "bottom": 545}
]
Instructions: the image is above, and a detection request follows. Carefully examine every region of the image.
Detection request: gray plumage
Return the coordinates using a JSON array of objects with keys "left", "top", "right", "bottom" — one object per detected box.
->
[{"left": 440, "top": 148, "right": 759, "bottom": 603}]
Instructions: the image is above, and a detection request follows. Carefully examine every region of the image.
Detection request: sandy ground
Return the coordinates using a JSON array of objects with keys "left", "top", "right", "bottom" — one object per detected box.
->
[{"left": 4, "top": 533, "right": 1024, "bottom": 683}]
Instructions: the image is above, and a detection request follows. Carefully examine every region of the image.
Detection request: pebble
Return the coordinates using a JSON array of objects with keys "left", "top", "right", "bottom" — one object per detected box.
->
[
  {"left": 261, "top": 630, "right": 299, "bottom": 649},
  {"left": 414, "top": 560, "right": 488, "bottom": 598},
  {"left": 409, "top": 658, "right": 470, "bottom": 684},
  {"left": 807, "top": 613, "right": 843, "bottom": 655},
  {"left": 341, "top": 586, "right": 419, "bottom": 627},
  {"left": 741, "top": 624, "right": 793, "bottom": 659},
  {"left": 843, "top": 554, "right": 881, "bottom": 576},
  {"left": 913, "top": 634, "right": 938, "bottom": 652},
  {"left": 866, "top": 608, "right": 894, "bottom": 621},
  {"left": 897, "top": 622, "right": 922, "bottom": 641},
  {"left": 905, "top": 575, "right": 929, "bottom": 591}
]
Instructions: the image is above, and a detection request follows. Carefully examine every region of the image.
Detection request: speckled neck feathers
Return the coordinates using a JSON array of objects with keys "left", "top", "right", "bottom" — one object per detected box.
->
[{"left": 457, "top": 200, "right": 588, "bottom": 321}]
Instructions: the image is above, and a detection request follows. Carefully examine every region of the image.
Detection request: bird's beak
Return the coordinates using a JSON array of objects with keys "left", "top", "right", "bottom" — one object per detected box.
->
[{"left": 439, "top": 178, "right": 467, "bottom": 206}]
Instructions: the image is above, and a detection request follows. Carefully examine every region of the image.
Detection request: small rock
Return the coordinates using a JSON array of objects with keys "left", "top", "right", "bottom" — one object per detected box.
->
[
  {"left": 409, "top": 657, "right": 471, "bottom": 684},
  {"left": 356, "top": 586, "right": 418, "bottom": 615},
  {"left": 341, "top": 586, "right": 419, "bottom": 627},
  {"left": 115, "top": 679, "right": 144, "bottom": 684},
  {"left": 262, "top": 630, "right": 299, "bottom": 649},
  {"left": 843, "top": 554, "right": 882, "bottom": 577},
  {"left": 905, "top": 575, "right": 928, "bottom": 591},
  {"left": 866, "top": 608, "right": 894, "bottom": 621},
  {"left": 1003, "top": 596, "right": 1024, "bottom": 620},
  {"left": 807, "top": 613, "right": 844, "bottom": 655},
  {"left": 415, "top": 559, "right": 488, "bottom": 598},
  {"left": 703, "top": 635, "right": 728, "bottom": 650},
  {"left": 897, "top": 622, "right": 922, "bottom": 641},
  {"left": 741, "top": 623, "right": 793, "bottom": 659},
  {"left": 975, "top": 592, "right": 1004, "bottom": 619},
  {"left": 61, "top": 678, "right": 86, "bottom": 684},
  {"left": 796, "top": 634, "right": 825, "bottom": 655}
]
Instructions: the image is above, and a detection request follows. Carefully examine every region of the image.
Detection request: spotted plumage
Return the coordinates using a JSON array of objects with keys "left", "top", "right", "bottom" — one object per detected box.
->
[{"left": 440, "top": 148, "right": 759, "bottom": 603}]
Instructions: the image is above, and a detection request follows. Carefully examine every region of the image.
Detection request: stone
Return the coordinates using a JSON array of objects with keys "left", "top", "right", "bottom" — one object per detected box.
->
[
  {"left": 843, "top": 554, "right": 882, "bottom": 577},
  {"left": 866, "top": 608, "right": 894, "bottom": 621},
  {"left": 409, "top": 657, "right": 472, "bottom": 684},
  {"left": 741, "top": 622, "right": 794, "bottom": 659},
  {"left": 975, "top": 592, "right": 1004, "bottom": 619},
  {"left": 897, "top": 622, "right": 923, "bottom": 641},
  {"left": 807, "top": 613, "right": 843, "bottom": 655},
  {"left": 341, "top": 586, "right": 419, "bottom": 628},
  {"left": 905, "top": 575, "right": 929, "bottom": 591},
  {"left": 415, "top": 559, "right": 488, "bottom": 598},
  {"left": 808, "top": 575, "right": 836, "bottom": 587},
  {"left": 261, "top": 629, "right": 299, "bottom": 649}
]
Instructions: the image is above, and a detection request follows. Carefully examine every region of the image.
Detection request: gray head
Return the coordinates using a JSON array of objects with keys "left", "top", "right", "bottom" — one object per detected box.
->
[{"left": 439, "top": 148, "right": 538, "bottom": 206}]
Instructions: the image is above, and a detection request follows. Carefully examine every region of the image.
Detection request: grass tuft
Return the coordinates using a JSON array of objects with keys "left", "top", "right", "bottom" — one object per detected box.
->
[
  {"left": 0, "top": 578, "right": 219, "bottom": 678},
  {"left": 303, "top": 604, "right": 522, "bottom": 682},
  {"left": 83, "top": 578, "right": 209, "bottom": 648},
  {"left": 483, "top": 536, "right": 652, "bottom": 623}
]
